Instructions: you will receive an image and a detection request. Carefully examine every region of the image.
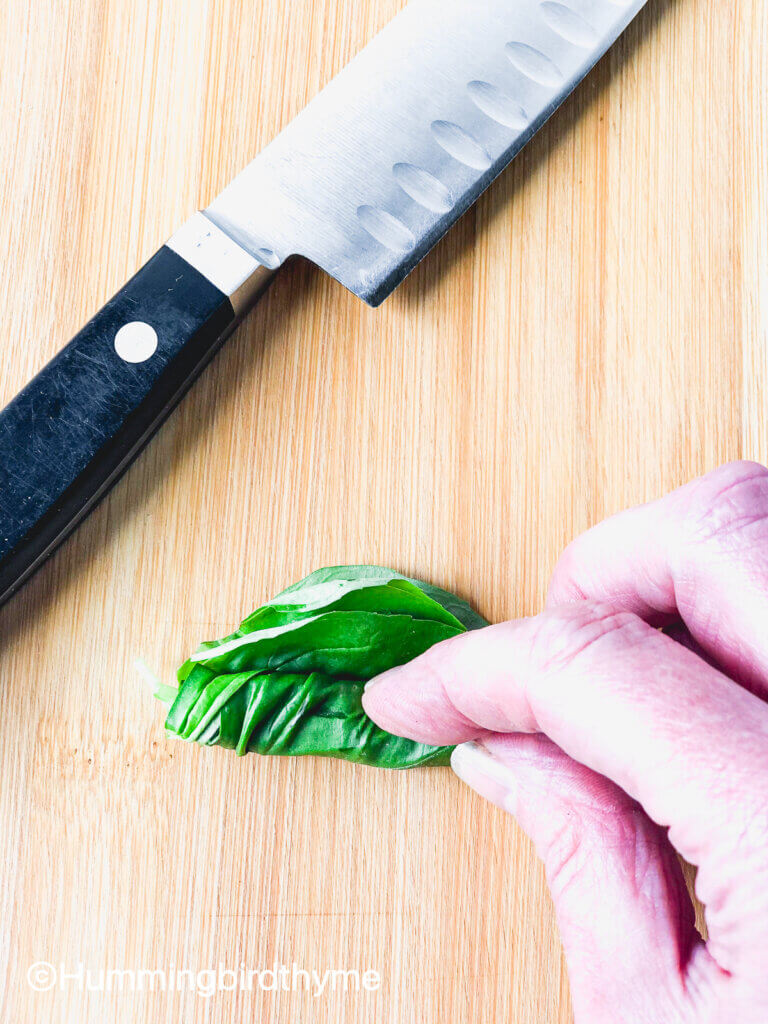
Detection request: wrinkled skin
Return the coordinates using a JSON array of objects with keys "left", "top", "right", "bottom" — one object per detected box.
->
[{"left": 364, "top": 461, "right": 768, "bottom": 1024}]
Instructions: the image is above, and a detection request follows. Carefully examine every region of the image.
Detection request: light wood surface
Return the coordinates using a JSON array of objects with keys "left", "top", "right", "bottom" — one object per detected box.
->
[{"left": 0, "top": 1, "right": 766, "bottom": 1021}]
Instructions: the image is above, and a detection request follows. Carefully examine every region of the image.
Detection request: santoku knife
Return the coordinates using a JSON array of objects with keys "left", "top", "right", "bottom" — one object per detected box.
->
[{"left": 0, "top": 0, "right": 648, "bottom": 607}]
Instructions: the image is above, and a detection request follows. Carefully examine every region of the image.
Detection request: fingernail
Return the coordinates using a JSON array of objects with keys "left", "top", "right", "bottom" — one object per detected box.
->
[
  {"left": 450, "top": 740, "right": 518, "bottom": 813},
  {"left": 364, "top": 666, "right": 401, "bottom": 692},
  {"left": 502, "top": 792, "right": 519, "bottom": 817}
]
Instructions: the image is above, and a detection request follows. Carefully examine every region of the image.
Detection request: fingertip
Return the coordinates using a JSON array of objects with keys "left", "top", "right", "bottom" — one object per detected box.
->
[
  {"left": 362, "top": 662, "right": 480, "bottom": 746},
  {"left": 451, "top": 740, "right": 520, "bottom": 811}
]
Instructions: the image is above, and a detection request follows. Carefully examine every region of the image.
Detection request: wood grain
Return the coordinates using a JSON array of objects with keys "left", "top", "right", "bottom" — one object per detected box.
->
[{"left": 0, "top": 1, "right": 766, "bottom": 1021}]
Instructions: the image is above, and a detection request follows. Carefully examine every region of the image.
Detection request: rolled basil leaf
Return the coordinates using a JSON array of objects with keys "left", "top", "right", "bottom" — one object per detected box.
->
[{"left": 162, "top": 566, "right": 487, "bottom": 769}]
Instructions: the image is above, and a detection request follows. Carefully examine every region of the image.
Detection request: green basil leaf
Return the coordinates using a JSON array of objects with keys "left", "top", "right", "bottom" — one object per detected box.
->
[
  {"left": 175, "top": 671, "right": 451, "bottom": 767},
  {"left": 189, "top": 611, "right": 460, "bottom": 679},
  {"left": 162, "top": 566, "right": 487, "bottom": 769},
  {"left": 273, "top": 564, "right": 487, "bottom": 632},
  {"left": 240, "top": 577, "right": 464, "bottom": 633}
]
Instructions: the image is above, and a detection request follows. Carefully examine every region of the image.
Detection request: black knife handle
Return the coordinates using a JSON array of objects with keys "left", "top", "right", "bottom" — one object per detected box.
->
[{"left": 0, "top": 237, "right": 272, "bottom": 608}]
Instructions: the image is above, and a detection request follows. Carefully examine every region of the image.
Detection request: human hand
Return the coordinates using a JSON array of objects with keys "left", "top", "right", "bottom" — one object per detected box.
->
[{"left": 363, "top": 461, "right": 768, "bottom": 1024}]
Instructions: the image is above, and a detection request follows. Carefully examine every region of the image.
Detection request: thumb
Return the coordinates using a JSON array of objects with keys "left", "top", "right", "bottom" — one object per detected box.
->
[{"left": 451, "top": 734, "right": 709, "bottom": 1024}]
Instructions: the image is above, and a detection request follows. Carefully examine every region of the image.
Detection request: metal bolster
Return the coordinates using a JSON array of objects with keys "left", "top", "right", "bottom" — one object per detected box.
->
[{"left": 166, "top": 212, "right": 276, "bottom": 316}]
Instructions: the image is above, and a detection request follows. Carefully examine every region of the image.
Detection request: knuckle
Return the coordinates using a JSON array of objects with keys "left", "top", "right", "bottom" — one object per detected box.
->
[
  {"left": 542, "top": 818, "right": 589, "bottom": 898},
  {"left": 547, "top": 541, "right": 589, "bottom": 604},
  {"left": 679, "top": 461, "right": 768, "bottom": 547},
  {"left": 529, "top": 602, "right": 648, "bottom": 675},
  {"left": 543, "top": 806, "right": 667, "bottom": 905}
]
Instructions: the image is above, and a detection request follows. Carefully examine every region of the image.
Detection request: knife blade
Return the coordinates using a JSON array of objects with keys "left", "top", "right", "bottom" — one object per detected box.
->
[
  {"left": 202, "top": 0, "right": 648, "bottom": 306},
  {"left": 0, "top": 0, "right": 649, "bottom": 607}
]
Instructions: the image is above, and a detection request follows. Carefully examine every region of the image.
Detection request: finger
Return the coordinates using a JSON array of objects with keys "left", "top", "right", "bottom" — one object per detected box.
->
[
  {"left": 362, "top": 602, "right": 768, "bottom": 978},
  {"left": 451, "top": 734, "right": 708, "bottom": 1024},
  {"left": 547, "top": 460, "right": 768, "bottom": 697}
]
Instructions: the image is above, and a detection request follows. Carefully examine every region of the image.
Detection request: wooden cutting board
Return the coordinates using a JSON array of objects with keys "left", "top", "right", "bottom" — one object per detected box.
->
[{"left": 0, "top": 1, "right": 765, "bottom": 1021}]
